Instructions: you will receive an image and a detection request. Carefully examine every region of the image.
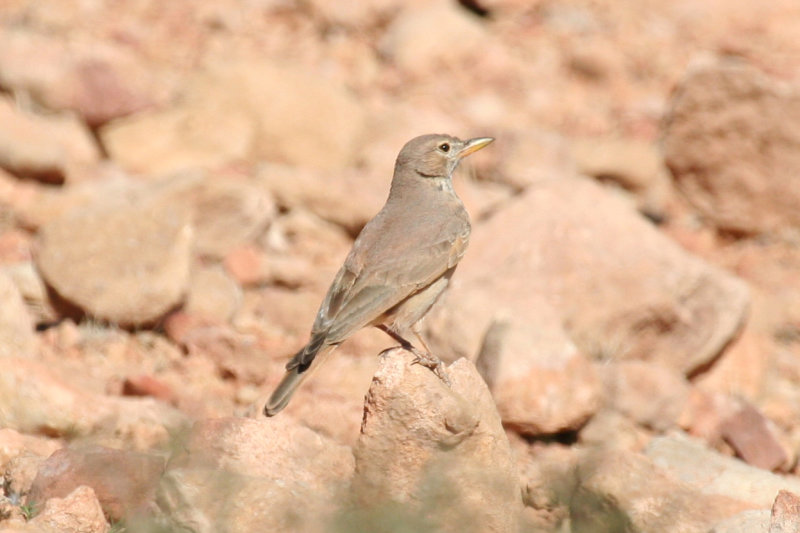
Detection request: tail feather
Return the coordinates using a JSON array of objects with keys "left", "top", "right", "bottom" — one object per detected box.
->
[
  {"left": 263, "top": 366, "right": 308, "bottom": 416},
  {"left": 263, "top": 340, "right": 332, "bottom": 417}
]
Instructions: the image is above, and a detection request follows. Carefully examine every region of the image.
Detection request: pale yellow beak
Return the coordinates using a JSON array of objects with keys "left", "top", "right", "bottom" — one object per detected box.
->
[{"left": 458, "top": 137, "right": 494, "bottom": 159}]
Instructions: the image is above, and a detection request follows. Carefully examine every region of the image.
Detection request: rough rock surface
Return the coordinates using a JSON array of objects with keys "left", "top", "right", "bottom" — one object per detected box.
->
[
  {"left": 663, "top": 61, "right": 800, "bottom": 235},
  {"left": 158, "top": 416, "right": 353, "bottom": 533},
  {"left": 352, "top": 349, "right": 522, "bottom": 533},
  {"left": 36, "top": 189, "right": 193, "bottom": 326}
]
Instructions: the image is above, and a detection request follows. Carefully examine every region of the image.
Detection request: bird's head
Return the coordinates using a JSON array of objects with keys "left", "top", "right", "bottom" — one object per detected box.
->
[{"left": 395, "top": 134, "right": 494, "bottom": 179}]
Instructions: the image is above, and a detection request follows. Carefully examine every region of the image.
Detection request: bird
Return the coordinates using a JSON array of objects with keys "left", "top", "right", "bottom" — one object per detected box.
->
[{"left": 264, "top": 133, "right": 494, "bottom": 416}]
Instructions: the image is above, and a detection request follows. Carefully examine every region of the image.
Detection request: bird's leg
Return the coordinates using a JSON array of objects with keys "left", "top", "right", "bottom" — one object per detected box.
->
[{"left": 377, "top": 325, "right": 451, "bottom": 386}]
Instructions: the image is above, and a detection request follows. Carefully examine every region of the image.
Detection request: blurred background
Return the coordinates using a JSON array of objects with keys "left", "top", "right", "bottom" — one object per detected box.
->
[{"left": 1, "top": 0, "right": 800, "bottom": 531}]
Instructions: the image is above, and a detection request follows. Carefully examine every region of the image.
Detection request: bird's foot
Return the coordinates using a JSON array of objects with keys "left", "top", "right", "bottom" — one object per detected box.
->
[{"left": 408, "top": 347, "right": 451, "bottom": 387}]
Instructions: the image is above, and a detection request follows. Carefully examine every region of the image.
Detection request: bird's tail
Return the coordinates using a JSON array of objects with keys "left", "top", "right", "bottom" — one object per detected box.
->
[{"left": 263, "top": 337, "right": 331, "bottom": 416}]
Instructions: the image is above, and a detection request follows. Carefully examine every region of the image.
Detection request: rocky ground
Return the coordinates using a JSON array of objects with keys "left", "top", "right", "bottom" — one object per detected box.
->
[{"left": 1, "top": 0, "right": 800, "bottom": 531}]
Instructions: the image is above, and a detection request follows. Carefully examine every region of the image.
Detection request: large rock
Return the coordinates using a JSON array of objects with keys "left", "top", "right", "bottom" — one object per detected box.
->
[
  {"left": 663, "top": 61, "right": 800, "bottom": 234},
  {"left": 351, "top": 349, "right": 522, "bottom": 533},
  {"left": 572, "top": 447, "right": 753, "bottom": 533},
  {"left": 0, "top": 96, "right": 100, "bottom": 183},
  {"left": 158, "top": 416, "right": 353, "bottom": 533},
  {"left": 645, "top": 433, "right": 800, "bottom": 508},
  {"left": 0, "top": 29, "right": 157, "bottom": 126},
  {"left": 0, "top": 270, "right": 36, "bottom": 358},
  {"left": 474, "top": 316, "right": 601, "bottom": 435},
  {"left": 102, "top": 59, "right": 367, "bottom": 175},
  {"left": 36, "top": 186, "right": 193, "bottom": 326},
  {"left": 429, "top": 175, "right": 749, "bottom": 376},
  {"left": 28, "top": 446, "right": 164, "bottom": 522}
]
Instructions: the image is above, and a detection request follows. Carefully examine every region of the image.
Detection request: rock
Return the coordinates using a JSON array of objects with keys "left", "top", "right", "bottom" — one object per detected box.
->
[
  {"left": 0, "top": 270, "right": 36, "bottom": 358},
  {"left": 578, "top": 408, "right": 651, "bottom": 452},
  {"left": 27, "top": 485, "right": 109, "bottom": 533},
  {"left": 4, "top": 452, "right": 49, "bottom": 501},
  {"left": 770, "top": 490, "right": 800, "bottom": 533},
  {"left": 223, "top": 245, "right": 270, "bottom": 287},
  {"left": 474, "top": 317, "right": 602, "bottom": 435},
  {"left": 678, "top": 387, "right": 739, "bottom": 447},
  {"left": 28, "top": 446, "right": 164, "bottom": 522},
  {"left": 478, "top": 128, "right": 575, "bottom": 190},
  {"left": 100, "top": 99, "right": 254, "bottom": 176},
  {"left": 185, "top": 265, "right": 242, "bottom": 322},
  {"left": 646, "top": 433, "right": 800, "bottom": 508},
  {"left": 256, "top": 163, "right": 385, "bottom": 235},
  {"left": 122, "top": 375, "right": 176, "bottom": 405},
  {"left": 185, "top": 173, "right": 276, "bottom": 259},
  {"left": 158, "top": 416, "right": 353, "bottom": 533},
  {"left": 602, "top": 360, "right": 691, "bottom": 431},
  {"left": 102, "top": 59, "right": 367, "bottom": 175},
  {"left": 0, "top": 96, "right": 99, "bottom": 183},
  {"left": 352, "top": 349, "right": 522, "bottom": 532},
  {"left": 663, "top": 60, "right": 800, "bottom": 235},
  {"left": 0, "top": 357, "right": 186, "bottom": 448},
  {"left": 572, "top": 447, "right": 753, "bottom": 533},
  {"left": 428, "top": 175, "right": 749, "bottom": 376},
  {"left": 571, "top": 136, "right": 673, "bottom": 217},
  {"left": 0, "top": 29, "right": 157, "bottom": 127},
  {"left": 515, "top": 444, "right": 577, "bottom": 532},
  {"left": 710, "top": 510, "right": 770, "bottom": 533},
  {"left": 720, "top": 401, "right": 793, "bottom": 472},
  {"left": 571, "top": 137, "right": 669, "bottom": 193},
  {"left": 380, "top": 2, "right": 489, "bottom": 76},
  {"left": 36, "top": 187, "right": 193, "bottom": 326}
]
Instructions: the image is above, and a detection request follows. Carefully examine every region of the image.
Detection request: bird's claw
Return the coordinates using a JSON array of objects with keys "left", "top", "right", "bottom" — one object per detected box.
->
[{"left": 409, "top": 348, "right": 452, "bottom": 387}]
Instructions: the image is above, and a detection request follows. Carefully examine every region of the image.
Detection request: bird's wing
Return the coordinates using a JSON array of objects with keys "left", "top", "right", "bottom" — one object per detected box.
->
[{"left": 311, "top": 223, "right": 469, "bottom": 343}]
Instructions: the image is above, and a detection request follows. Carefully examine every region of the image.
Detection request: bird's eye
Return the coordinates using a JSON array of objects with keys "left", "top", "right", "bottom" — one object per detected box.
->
[{"left": 438, "top": 143, "right": 450, "bottom": 153}]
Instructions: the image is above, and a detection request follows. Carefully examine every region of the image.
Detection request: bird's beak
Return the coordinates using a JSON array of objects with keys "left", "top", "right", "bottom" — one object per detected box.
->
[{"left": 457, "top": 137, "right": 495, "bottom": 159}]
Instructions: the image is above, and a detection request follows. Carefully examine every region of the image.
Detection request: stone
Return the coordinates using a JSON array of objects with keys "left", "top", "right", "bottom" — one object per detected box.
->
[
  {"left": 428, "top": 175, "right": 749, "bottom": 377},
  {"left": 0, "top": 96, "right": 99, "bottom": 183},
  {"left": 770, "top": 490, "right": 800, "bottom": 533},
  {"left": 28, "top": 446, "right": 164, "bottom": 522},
  {"left": 185, "top": 174, "right": 276, "bottom": 259},
  {"left": 474, "top": 317, "right": 602, "bottom": 435},
  {"left": 0, "top": 270, "right": 35, "bottom": 358},
  {"left": 602, "top": 360, "right": 691, "bottom": 431},
  {"left": 223, "top": 245, "right": 270, "bottom": 287},
  {"left": 380, "top": 2, "right": 489, "bottom": 76},
  {"left": 663, "top": 60, "right": 800, "bottom": 234},
  {"left": 185, "top": 265, "right": 242, "bottom": 322},
  {"left": 720, "top": 401, "right": 793, "bottom": 472},
  {"left": 0, "top": 29, "right": 158, "bottom": 126},
  {"left": 571, "top": 137, "right": 669, "bottom": 193},
  {"left": 158, "top": 416, "right": 353, "bottom": 533},
  {"left": 578, "top": 408, "right": 650, "bottom": 452},
  {"left": 352, "top": 349, "right": 522, "bottom": 532},
  {"left": 572, "top": 447, "right": 753, "bottom": 533},
  {"left": 27, "top": 485, "right": 109, "bottom": 533},
  {"left": 646, "top": 433, "right": 800, "bottom": 508},
  {"left": 36, "top": 188, "right": 193, "bottom": 326},
  {"left": 256, "top": 163, "right": 385, "bottom": 235}
]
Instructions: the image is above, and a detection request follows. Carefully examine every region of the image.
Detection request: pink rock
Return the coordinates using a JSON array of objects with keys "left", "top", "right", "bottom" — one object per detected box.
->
[
  {"left": 770, "top": 490, "right": 800, "bottom": 533},
  {"left": 721, "top": 402, "right": 792, "bottom": 472}
]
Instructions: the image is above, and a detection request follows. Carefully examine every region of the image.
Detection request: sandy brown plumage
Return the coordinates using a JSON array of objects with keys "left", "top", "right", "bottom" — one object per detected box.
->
[{"left": 264, "top": 133, "right": 493, "bottom": 416}]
